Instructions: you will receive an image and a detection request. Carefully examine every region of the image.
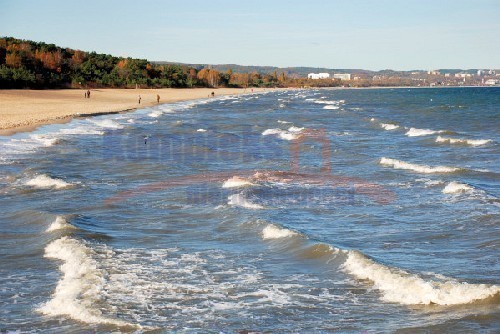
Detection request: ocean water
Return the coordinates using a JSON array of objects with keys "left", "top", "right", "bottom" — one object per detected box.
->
[{"left": 0, "top": 87, "right": 499, "bottom": 333}]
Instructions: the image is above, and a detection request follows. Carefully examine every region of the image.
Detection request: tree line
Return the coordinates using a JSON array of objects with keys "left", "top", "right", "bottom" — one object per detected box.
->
[{"left": 0, "top": 37, "right": 342, "bottom": 89}]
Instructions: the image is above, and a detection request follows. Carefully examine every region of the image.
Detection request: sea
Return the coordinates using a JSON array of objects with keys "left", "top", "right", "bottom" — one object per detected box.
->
[{"left": 0, "top": 87, "right": 499, "bottom": 333}]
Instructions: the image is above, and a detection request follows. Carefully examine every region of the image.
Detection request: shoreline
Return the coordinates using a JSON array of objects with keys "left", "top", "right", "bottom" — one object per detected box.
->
[
  {"left": 1, "top": 85, "right": 496, "bottom": 136},
  {"left": 0, "top": 88, "right": 269, "bottom": 136}
]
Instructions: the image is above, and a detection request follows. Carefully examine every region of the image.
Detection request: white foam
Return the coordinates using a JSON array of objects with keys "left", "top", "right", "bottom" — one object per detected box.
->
[
  {"left": 314, "top": 100, "right": 342, "bottom": 105},
  {"left": 370, "top": 118, "right": 376, "bottom": 122},
  {"left": 91, "top": 119, "right": 124, "bottom": 129},
  {"left": 277, "top": 120, "right": 291, "bottom": 124},
  {"left": 342, "top": 250, "right": 499, "bottom": 305},
  {"left": 46, "top": 216, "right": 76, "bottom": 232},
  {"left": 148, "top": 110, "right": 163, "bottom": 118},
  {"left": 262, "top": 225, "right": 299, "bottom": 240},
  {"left": 228, "top": 193, "right": 263, "bottom": 209},
  {"left": 323, "top": 105, "right": 340, "bottom": 110},
  {"left": 262, "top": 128, "right": 298, "bottom": 141},
  {"left": 39, "top": 237, "right": 132, "bottom": 327},
  {"left": 406, "top": 127, "right": 445, "bottom": 137},
  {"left": 380, "top": 157, "right": 459, "bottom": 174},
  {"left": 196, "top": 129, "right": 207, "bottom": 132},
  {"left": 436, "top": 136, "right": 491, "bottom": 147},
  {"left": 288, "top": 126, "right": 304, "bottom": 133},
  {"left": 59, "top": 127, "right": 105, "bottom": 136},
  {"left": 380, "top": 123, "right": 399, "bottom": 130},
  {"left": 30, "top": 134, "right": 59, "bottom": 147},
  {"left": 222, "top": 176, "right": 255, "bottom": 188},
  {"left": 442, "top": 181, "right": 474, "bottom": 194},
  {"left": 25, "top": 174, "right": 72, "bottom": 189}
]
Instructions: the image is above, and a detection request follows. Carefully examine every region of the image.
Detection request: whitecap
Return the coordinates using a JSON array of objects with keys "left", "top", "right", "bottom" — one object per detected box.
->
[
  {"left": 46, "top": 216, "right": 77, "bottom": 232},
  {"left": 323, "top": 105, "right": 340, "bottom": 110},
  {"left": 25, "top": 174, "right": 72, "bottom": 189},
  {"left": 380, "top": 123, "right": 399, "bottom": 130},
  {"left": 442, "top": 181, "right": 474, "bottom": 194},
  {"left": 436, "top": 136, "right": 491, "bottom": 147},
  {"left": 91, "top": 119, "right": 124, "bottom": 129},
  {"left": 288, "top": 126, "right": 304, "bottom": 133},
  {"left": 262, "top": 225, "right": 299, "bottom": 240},
  {"left": 262, "top": 128, "right": 298, "bottom": 141},
  {"left": 222, "top": 176, "right": 255, "bottom": 188},
  {"left": 380, "top": 157, "right": 459, "bottom": 174},
  {"left": 196, "top": 129, "right": 207, "bottom": 132},
  {"left": 228, "top": 193, "right": 263, "bottom": 209},
  {"left": 406, "top": 127, "right": 445, "bottom": 137},
  {"left": 342, "top": 250, "right": 499, "bottom": 305},
  {"left": 38, "top": 237, "right": 133, "bottom": 327}
]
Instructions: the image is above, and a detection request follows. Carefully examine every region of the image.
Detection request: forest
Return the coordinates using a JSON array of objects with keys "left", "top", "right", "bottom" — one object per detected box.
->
[{"left": 0, "top": 37, "right": 342, "bottom": 89}]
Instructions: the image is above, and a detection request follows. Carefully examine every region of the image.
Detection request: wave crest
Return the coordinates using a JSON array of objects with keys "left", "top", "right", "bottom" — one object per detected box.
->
[
  {"left": 406, "top": 127, "right": 445, "bottom": 137},
  {"left": 46, "top": 216, "right": 77, "bottom": 232},
  {"left": 436, "top": 136, "right": 491, "bottom": 147},
  {"left": 442, "top": 181, "right": 474, "bottom": 194},
  {"left": 342, "top": 250, "right": 499, "bottom": 305},
  {"left": 262, "top": 225, "right": 299, "bottom": 240},
  {"left": 25, "top": 174, "right": 73, "bottom": 189},
  {"left": 228, "top": 193, "right": 263, "bottom": 209},
  {"left": 38, "top": 237, "right": 133, "bottom": 327},
  {"left": 380, "top": 157, "right": 460, "bottom": 174}
]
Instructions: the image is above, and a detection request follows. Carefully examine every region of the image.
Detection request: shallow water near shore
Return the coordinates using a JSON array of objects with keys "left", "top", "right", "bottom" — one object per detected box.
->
[{"left": 0, "top": 87, "right": 499, "bottom": 332}]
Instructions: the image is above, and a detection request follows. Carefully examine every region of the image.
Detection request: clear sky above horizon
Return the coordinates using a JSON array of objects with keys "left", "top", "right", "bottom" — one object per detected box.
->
[{"left": 1, "top": 0, "right": 499, "bottom": 70}]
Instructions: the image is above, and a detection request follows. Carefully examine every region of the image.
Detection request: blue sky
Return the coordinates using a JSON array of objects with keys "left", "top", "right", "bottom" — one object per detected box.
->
[{"left": 1, "top": 0, "right": 499, "bottom": 70}]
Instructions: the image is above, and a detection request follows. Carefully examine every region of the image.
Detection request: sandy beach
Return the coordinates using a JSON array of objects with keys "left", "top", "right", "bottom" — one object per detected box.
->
[{"left": 0, "top": 88, "right": 266, "bottom": 135}]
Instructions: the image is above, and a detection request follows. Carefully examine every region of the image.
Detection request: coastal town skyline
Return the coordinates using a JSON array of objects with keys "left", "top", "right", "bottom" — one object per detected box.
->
[{"left": 1, "top": 0, "right": 499, "bottom": 70}]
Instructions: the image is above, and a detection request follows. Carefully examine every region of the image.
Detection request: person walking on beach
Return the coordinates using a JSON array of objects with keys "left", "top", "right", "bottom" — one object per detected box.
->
[
  {"left": 87, "top": 90, "right": 91, "bottom": 99},
  {"left": 156, "top": 94, "right": 160, "bottom": 104},
  {"left": 138, "top": 95, "right": 141, "bottom": 104},
  {"left": 211, "top": 91, "right": 215, "bottom": 97}
]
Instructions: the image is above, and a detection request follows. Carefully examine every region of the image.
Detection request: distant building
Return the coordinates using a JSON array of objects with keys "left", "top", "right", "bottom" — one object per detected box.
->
[
  {"left": 477, "top": 70, "right": 484, "bottom": 76},
  {"left": 444, "top": 73, "right": 451, "bottom": 77},
  {"left": 485, "top": 79, "right": 499, "bottom": 85},
  {"left": 333, "top": 73, "right": 351, "bottom": 80},
  {"left": 455, "top": 73, "right": 472, "bottom": 78},
  {"left": 307, "top": 73, "right": 330, "bottom": 79},
  {"left": 427, "top": 70, "right": 441, "bottom": 75}
]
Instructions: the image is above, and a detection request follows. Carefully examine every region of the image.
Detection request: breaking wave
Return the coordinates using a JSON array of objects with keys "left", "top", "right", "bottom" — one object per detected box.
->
[
  {"left": 38, "top": 237, "right": 134, "bottom": 327},
  {"left": 25, "top": 174, "right": 73, "bottom": 189},
  {"left": 342, "top": 250, "right": 499, "bottom": 305},
  {"left": 262, "top": 225, "right": 299, "bottom": 240},
  {"left": 228, "top": 193, "right": 263, "bottom": 209},
  {"left": 380, "top": 123, "right": 400, "bottom": 131},
  {"left": 262, "top": 126, "right": 305, "bottom": 141},
  {"left": 380, "top": 157, "right": 460, "bottom": 174},
  {"left": 442, "top": 182, "right": 474, "bottom": 194},
  {"left": 222, "top": 176, "right": 255, "bottom": 188},
  {"left": 405, "top": 127, "right": 446, "bottom": 137},
  {"left": 259, "top": 222, "right": 499, "bottom": 305},
  {"left": 91, "top": 119, "right": 124, "bottom": 129},
  {"left": 46, "top": 216, "right": 77, "bottom": 232},
  {"left": 436, "top": 136, "right": 491, "bottom": 147}
]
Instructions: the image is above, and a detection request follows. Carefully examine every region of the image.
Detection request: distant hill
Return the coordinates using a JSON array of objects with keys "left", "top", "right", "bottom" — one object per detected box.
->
[
  {"left": 154, "top": 62, "right": 492, "bottom": 79},
  {"left": 154, "top": 61, "right": 374, "bottom": 78}
]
